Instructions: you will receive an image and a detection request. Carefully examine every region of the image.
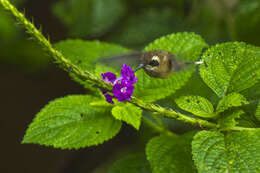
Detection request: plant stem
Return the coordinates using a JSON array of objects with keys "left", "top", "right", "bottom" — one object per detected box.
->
[{"left": 0, "top": 0, "right": 257, "bottom": 132}]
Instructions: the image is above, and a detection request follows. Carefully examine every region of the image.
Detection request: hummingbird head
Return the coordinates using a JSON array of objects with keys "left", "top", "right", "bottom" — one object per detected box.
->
[{"left": 138, "top": 50, "right": 175, "bottom": 78}]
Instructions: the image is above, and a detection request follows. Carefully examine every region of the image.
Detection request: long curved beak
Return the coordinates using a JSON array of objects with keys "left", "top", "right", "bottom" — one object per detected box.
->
[{"left": 134, "top": 64, "right": 144, "bottom": 72}]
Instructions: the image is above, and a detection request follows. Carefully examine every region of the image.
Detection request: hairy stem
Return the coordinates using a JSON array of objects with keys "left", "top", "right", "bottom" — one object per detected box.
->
[{"left": 0, "top": 0, "right": 257, "bottom": 131}]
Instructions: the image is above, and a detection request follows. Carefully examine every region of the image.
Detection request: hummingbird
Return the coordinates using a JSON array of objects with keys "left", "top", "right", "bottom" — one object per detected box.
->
[{"left": 97, "top": 50, "right": 203, "bottom": 78}]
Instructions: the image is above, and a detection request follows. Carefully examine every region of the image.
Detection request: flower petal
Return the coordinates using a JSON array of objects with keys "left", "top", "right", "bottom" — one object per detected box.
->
[
  {"left": 113, "top": 80, "right": 134, "bottom": 102},
  {"left": 101, "top": 90, "right": 114, "bottom": 104},
  {"left": 121, "top": 64, "right": 138, "bottom": 84},
  {"left": 101, "top": 72, "right": 117, "bottom": 83}
]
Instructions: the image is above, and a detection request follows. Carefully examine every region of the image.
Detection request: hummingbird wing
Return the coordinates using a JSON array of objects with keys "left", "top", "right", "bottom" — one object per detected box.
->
[
  {"left": 170, "top": 52, "right": 202, "bottom": 72},
  {"left": 95, "top": 52, "right": 142, "bottom": 71}
]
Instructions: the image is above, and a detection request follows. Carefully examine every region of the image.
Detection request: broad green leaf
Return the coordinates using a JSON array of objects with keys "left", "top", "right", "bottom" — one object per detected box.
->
[
  {"left": 216, "top": 93, "right": 249, "bottom": 114},
  {"left": 144, "top": 32, "right": 208, "bottom": 62},
  {"left": 55, "top": 40, "right": 130, "bottom": 73},
  {"left": 200, "top": 42, "right": 260, "bottom": 97},
  {"left": 256, "top": 102, "right": 260, "bottom": 121},
  {"left": 52, "top": 0, "right": 126, "bottom": 37},
  {"left": 89, "top": 99, "right": 113, "bottom": 107},
  {"left": 112, "top": 103, "right": 142, "bottom": 130},
  {"left": 108, "top": 153, "right": 152, "bottom": 173},
  {"left": 218, "top": 109, "right": 245, "bottom": 130},
  {"left": 22, "top": 95, "right": 122, "bottom": 149},
  {"left": 94, "top": 63, "right": 119, "bottom": 77},
  {"left": 192, "top": 130, "right": 260, "bottom": 173},
  {"left": 134, "top": 68, "right": 194, "bottom": 102},
  {"left": 175, "top": 96, "right": 215, "bottom": 118},
  {"left": 146, "top": 132, "right": 196, "bottom": 173},
  {"left": 54, "top": 40, "right": 130, "bottom": 89},
  {"left": 107, "top": 8, "right": 186, "bottom": 48},
  {"left": 233, "top": 0, "right": 260, "bottom": 46}
]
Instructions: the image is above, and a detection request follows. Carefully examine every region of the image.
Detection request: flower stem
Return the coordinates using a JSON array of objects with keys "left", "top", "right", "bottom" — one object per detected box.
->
[{"left": 0, "top": 0, "right": 257, "bottom": 132}]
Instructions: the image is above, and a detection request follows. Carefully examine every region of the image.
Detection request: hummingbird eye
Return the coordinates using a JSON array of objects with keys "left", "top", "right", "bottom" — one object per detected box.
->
[{"left": 149, "top": 60, "right": 159, "bottom": 67}]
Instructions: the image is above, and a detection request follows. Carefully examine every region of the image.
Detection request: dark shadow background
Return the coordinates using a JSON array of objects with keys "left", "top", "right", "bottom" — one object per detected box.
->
[{"left": 1, "top": 0, "right": 260, "bottom": 172}]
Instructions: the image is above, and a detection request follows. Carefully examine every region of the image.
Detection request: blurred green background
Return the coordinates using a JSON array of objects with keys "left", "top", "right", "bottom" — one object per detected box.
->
[{"left": 1, "top": 0, "right": 260, "bottom": 172}]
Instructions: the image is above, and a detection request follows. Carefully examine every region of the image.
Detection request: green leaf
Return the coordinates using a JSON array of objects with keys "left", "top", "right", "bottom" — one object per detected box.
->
[
  {"left": 218, "top": 109, "right": 245, "bottom": 130},
  {"left": 90, "top": 99, "right": 113, "bottom": 107},
  {"left": 22, "top": 95, "right": 122, "bottom": 149},
  {"left": 233, "top": 0, "right": 260, "bottom": 46},
  {"left": 192, "top": 130, "right": 260, "bottom": 173},
  {"left": 108, "top": 153, "right": 152, "bottom": 173},
  {"left": 134, "top": 68, "right": 194, "bottom": 102},
  {"left": 237, "top": 113, "right": 258, "bottom": 128},
  {"left": 175, "top": 96, "right": 215, "bottom": 118},
  {"left": 52, "top": 0, "right": 126, "bottom": 37},
  {"left": 255, "top": 102, "right": 260, "bottom": 121},
  {"left": 216, "top": 93, "right": 249, "bottom": 114},
  {"left": 112, "top": 103, "right": 142, "bottom": 130},
  {"left": 146, "top": 132, "right": 196, "bottom": 173},
  {"left": 54, "top": 39, "right": 130, "bottom": 89},
  {"left": 200, "top": 42, "right": 260, "bottom": 97},
  {"left": 144, "top": 32, "right": 208, "bottom": 62}
]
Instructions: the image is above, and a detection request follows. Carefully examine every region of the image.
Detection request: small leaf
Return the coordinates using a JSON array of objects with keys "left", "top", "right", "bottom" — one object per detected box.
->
[
  {"left": 54, "top": 39, "right": 130, "bottom": 89},
  {"left": 192, "top": 130, "right": 260, "bottom": 173},
  {"left": 256, "top": 102, "right": 260, "bottom": 121},
  {"left": 22, "top": 95, "right": 122, "bottom": 149},
  {"left": 144, "top": 32, "right": 208, "bottom": 62},
  {"left": 175, "top": 96, "right": 215, "bottom": 118},
  {"left": 216, "top": 92, "right": 249, "bottom": 114},
  {"left": 146, "top": 132, "right": 197, "bottom": 173},
  {"left": 218, "top": 109, "right": 245, "bottom": 130},
  {"left": 108, "top": 153, "right": 152, "bottom": 173},
  {"left": 112, "top": 103, "right": 142, "bottom": 130},
  {"left": 200, "top": 42, "right": 260, "bottom": 97}
]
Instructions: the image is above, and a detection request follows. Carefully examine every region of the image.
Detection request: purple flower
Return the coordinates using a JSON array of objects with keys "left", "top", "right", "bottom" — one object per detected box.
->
[
  {"left": 121, "top": 64, "right": 138, "bottom": 84},
  {"left": 113, "top": 80, "right": 134, "bottom": 102},
  {"left": 101, "top": 90, "right": 114, "bottom": 104},
  {"left": 101, "top": 72, "right": 117, "bottom": 83},
  {"left": 100, "top": 64, "right": 137, "bottom": 104}
]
